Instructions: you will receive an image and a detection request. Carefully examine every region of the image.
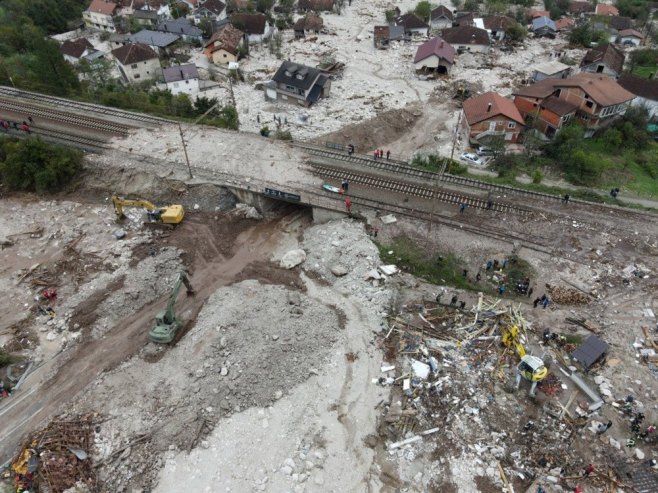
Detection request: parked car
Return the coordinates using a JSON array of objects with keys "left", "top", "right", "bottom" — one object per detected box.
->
[
  {"left": 476, "top": 146, "right": 494, "bottom": 156},
  {"left": 459, "top": 152, "right": 485, "bottom": 165}
]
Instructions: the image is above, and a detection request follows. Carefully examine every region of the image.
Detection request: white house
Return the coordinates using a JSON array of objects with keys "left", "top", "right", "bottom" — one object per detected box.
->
[
  {"left": 163, "top": 64, "right": 200, "bottom": 95},
  {"left": 618, "top": 74, "right": 658, "bottom": 119},
  {"left": 430, "top": 6, "right": 453, "bottom": 30},
  {"left": 60, "top": 38, "right": 96, "bottom": 64},
  {"left": 618, "top": 29, "right": 644, "bottom": 46},
  {"left": 111, "top": 43, "right": 162, "bottom": 83},
  {"left": 83, "top": 0, "right": 119, "bottom": 32}
]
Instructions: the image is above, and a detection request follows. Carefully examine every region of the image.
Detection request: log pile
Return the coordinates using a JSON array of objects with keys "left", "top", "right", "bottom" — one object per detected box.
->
[{"left": 546, "top": 284, "right": 590, "bottom": 305}]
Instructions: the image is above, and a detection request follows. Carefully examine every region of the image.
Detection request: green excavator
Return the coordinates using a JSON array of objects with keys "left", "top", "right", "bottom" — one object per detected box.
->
[{"left": 149, "top": 271, "right": 195, "bottom": 344}]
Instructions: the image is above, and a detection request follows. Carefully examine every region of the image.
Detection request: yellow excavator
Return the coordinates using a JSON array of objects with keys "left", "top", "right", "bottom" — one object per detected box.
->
[
  {"left": 501, "top": 323, "right": 548, "bottom": 397},
  {"left": 111, "top": 195, "right": 185, "bottom": 225}
]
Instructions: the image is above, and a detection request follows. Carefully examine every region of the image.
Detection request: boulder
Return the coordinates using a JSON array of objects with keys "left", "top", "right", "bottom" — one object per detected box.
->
[{"left": 280, "top": 249, "right": 306, "bottom": 269}]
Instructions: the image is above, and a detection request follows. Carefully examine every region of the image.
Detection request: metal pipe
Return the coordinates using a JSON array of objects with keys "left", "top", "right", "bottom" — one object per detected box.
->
[{"left": 569, "top": 371, "right": 604, "bottom": 411}]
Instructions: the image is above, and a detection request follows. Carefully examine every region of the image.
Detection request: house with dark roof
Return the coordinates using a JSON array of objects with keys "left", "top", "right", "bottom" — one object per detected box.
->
[
  {"left": 129, "top": 30, "right": 180, "bottom": 53},
  {"left": 617, "top": 74, "right": 658, "bottom": 118},
  {"left": 453, "top": 11, "right": 476, "bottom": 27},
  {"left": 60, "top": 38, "right": 97, "bottom": 64},
  {"left": 204, "top": 24, "right": 243, "bottom": 65},
  {"left": 395, "top": 13, "right": 429, "bottom": 36},
  {"left": 531, "top": 16, "right": 557, "bottom": 37},
  {"left": 580, "top": 43, "right": 624, "bottom": 78},
  {"left": 618, "top": 29, "right": 644, "bottom": 46},
  {"left": 83, "top": 0, "right": 119, "bottom": 31},
  {"left": 231, "top": 13, "right": 273, "bottom": 43},
  {"left": 194, "top": 0, "right": 226, "bottom": 23},
  {"left": 162, "top": 64, "right": 199, "bottom": 95},
  {"left": 157, "top": 18, "right": 204, "bottom": 42},
  {"left": 132, "top": 9, "right": 160, "bottom": 27},
  {"left": 462, "top": 91, "right": 525, "bottom": 144},
  {"left": 610, "top": 16, "right": 632, "bottom": 31},
  {"left": 265, "top": 60, "right": 330, "bottom": 107},
  {"left": 414, "top": 37, "right": 455, "bottom": 74},
  {"left": 478, "top": 15, "right": 514, "bottom": 41},
  {"left": 430, "top": 6, "right": 453, "bottom": 30},
  {"left": 441, "top": 26, "right": 489, "bottom": 53},
  {"left": 373, "top": 25, "right": 406, "bottom": 49},
  {"left": 294, "top": 13, "right": 323, "bottom": 39},
  {"left": 513, "top": 73, "right": 635, "bottom": 137},
  {"left": 297, "top": 0, "right": 334, "bottom": 12},
  {"left": 111, "top": 43, "right": 161, "bottom": 83}
]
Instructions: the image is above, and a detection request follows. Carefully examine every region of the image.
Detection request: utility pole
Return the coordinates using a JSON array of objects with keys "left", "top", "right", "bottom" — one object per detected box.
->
[{"left": 178, "top": 122, "right": 193, "bottom": 179}]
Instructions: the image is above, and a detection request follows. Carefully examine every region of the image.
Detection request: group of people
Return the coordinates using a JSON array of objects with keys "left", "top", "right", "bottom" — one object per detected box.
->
[
  {"left": 533, "top": 294, "right": 550, "bottom": 309},
  {"left": 341, "top": 179, "right": 352, "bottom": 213},
  {"left": 610, "top": 187, "right": 620, "bottom": 198},
  {"left": 373, "top": 149, "right": 390, "bottom": 160},
  {"left": 0, "top": 117, "right": 32, "bottom": 134}
]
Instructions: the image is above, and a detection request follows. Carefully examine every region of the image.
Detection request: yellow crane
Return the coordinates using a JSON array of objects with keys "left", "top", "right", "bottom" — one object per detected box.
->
[
  {"left": 501, "top": 322, "right": 548, "bottom": 397},
  {"left": 111, "top": 195, "right": 185, "bottom": 225}
]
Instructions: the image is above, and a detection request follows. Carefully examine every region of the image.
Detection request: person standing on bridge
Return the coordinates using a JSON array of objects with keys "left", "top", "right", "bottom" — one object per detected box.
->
[
  {"left": 459, "top": 203, "right": 466, "bottom": 214},
  {"left": 386, "top": 150, "right": 390, "bottom": 160},
  {"left": 345, "top": 196, "right": 352, "bottom": 214},
  {"left": 342, "top": 179, "right": 349, "bottom": 194}
]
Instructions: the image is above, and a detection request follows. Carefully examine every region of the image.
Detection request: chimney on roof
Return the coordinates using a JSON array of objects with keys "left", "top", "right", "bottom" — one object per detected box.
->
[{"left": 486, "top": 103, "right": 492, "bottom": 112}]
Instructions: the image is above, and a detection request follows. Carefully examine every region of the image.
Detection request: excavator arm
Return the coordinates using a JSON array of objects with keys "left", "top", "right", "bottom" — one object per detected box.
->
[
  {"left": 150, "top": 271, "right": 194, "bottom": 344},
  {"left": 111, "top": 195, "right": 185, "bottom": 225}
]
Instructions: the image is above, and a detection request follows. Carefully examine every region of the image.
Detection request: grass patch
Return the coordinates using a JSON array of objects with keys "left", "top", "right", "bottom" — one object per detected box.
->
[
  {"left": 631, "top": 64, "right": 658, "bottom": 79},
  {"left": 0, "top": 350, "right": 14, "bottom": 368},
  {"left": 376, "top": 235, "right": 476, "bottom": 290}
]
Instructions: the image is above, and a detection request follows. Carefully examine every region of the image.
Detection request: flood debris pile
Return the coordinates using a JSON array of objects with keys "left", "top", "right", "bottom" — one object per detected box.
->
[
  {"left": 374, "top": 293, "right": 658, "bottom": 491},
  {"left": 9, "top": 415, "right": 96, "bottom": 493}
]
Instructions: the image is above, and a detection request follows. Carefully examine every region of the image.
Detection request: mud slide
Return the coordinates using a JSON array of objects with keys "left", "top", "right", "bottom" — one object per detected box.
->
[{"left": 0, "top": 210, "right": 308, "bottom": 463}]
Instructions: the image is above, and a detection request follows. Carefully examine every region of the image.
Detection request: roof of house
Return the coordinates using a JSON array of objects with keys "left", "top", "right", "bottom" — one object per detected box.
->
[
  {"left": 294, "top": 13, "right": 323, "bottom": 31},
  {"left": 431, "top": 5, "right": 453, "bottom": 20},
  {"left": 373, "top": 25, "right": 405, "bottom": 43},
  {"left": 617, "top": 74, "right": 658, "bottom": 101},
  {"left": 618, "top": 28, "right": 644, "bottom": 38},
  {"left": 567, "top": 1, "right": 594, "bottom": 13},
  {"left": 454, "top": 11, "right": 475, "bottom": 26},
  {"left": 513, "top": 78, "right": 560, "bottom": 98},
  {"left": 272, "top": 61, "right": 322, "bottom": 91},
  {"left": 580, "top": 43, "right": 624, "bottom": 73},
  {"left": 163, "top": 64, "right": 199, "bottom": 82},
  {"left": 532, "top": 16, "right": 556, "bottom": 30},
  {"left": 198, "top": 0, "right": 225, "bottom": 14},
  {"left": 133, "top": 9, "right": 159, "bottom": 19},
  {"left": 558, "top": 72, "right": 635, "bottom": 106},
  {"left": 205, "top": 24, "right": 243, "bottom": 54},
  {"left": 86, "top": 0, "right": 118, "bottom": 15},
  {"left": 541, "top": 95, "right": 579, "bottom": 115},
  {"left": 61, "top": 38, "right": 95, "bottom": 58},
  {"left": 441, "top": 26, "right": 489, "bottom": 45},
  {"left": 157, "top": 18, "right": 203, "bottom": 37},
  {"left": 298, "top": 0, "right": 334, "bottom": 11},
  {"left": 555, "top": 17, "right": 575, "bottom": 30},
  {"left": 129, "top": 29, "right": 180, "bottom": 47},
  {"left": 414, "top": 37, "right": 455, "bottom": 64},
  {"left": 111, "top": 43, "right": 158, "bottom": 64},
  {"left": 395, "top": 13, "right": 429, "bottom": 30},
  {"left": 463, "top": 91, "right": 524, "bottom": 125},
  {"left": 109, "top": 32, "right": 130, "bottom": 42},
  {"left": 610, "top": 15, "right": 632, "bottom": 30},
  {"left": 482, "top": 15, "right": 514, "bottom": 30},
  {"left": 595, "top": 3, "right": 619, "bottom": 15},
  {"left": 533, "top": 60, "right": 570, "bottom": 75},
  {"left": 528, "top": 9, "right": 550, "bottom": 18},
  {"left": 231, "top": 13, "right": 267, "bottom": 35}
]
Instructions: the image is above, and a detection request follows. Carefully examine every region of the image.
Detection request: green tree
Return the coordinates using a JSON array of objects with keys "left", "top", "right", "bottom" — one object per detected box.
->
[
  {"left": 506, "top": 21, "right": 527, "bottom": 41},
  {"left": 564, "top": 149, "right": 603, "bottom": 184},
  {"left": 414, "top": 1, "right": 432, "bottom": 21},
  {"left": 198, "top": 18, "right": 214, "bottom": 37},
  {"left": 544, "top": 123, "right": 585, "bottom": 159},
  {"left": 464, "top": 0, "right": 479, "bottom": 11},
  {"left": 256, "top": 0, "right": 274, "bottom": 13},
  {"left": 0, "top": 138, "right": 83, "bottom": 193},
  {"left": 569, "top": 23, "right": 591, "bottom": 47}
]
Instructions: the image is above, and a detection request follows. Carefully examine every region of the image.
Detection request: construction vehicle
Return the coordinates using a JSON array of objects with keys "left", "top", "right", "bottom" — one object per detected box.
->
[
  {"left": 149, "top": 271, "right": 194, "bottom": 344},
  {"left": 111, "top": 195, "right": 185, "bottom": 226},
  {"left": 501, "top": 322, "right": 548, "bottom": 397}
]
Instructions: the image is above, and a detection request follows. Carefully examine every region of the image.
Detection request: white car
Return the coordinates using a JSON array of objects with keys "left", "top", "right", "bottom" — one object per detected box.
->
[{"left": 459, "top": 152, "right": 485, "bottom": 166}]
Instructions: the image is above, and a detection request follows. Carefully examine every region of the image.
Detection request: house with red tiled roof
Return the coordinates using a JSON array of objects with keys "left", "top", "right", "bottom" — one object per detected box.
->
[
  {"left": 462, "top": 92, "right": 524, "bottom": 144},
  {"left": 617, "top": 74, "right": 658, "bottom": 118},
  {"left": 478, "top": 15, "right": 514, "bottom": 41},
  {"left": 204, "top": 24, "right": 243, "bottom": 65},
  {"left": 83, "top": 0, "right": 119, "bottom": 31},
  {"left": 414, "top": 37, "right": 455, "bottom": 74},
  {"left": 580, "top": 44, "right": 624, "bottom": 78},
  {"left": 555, "top": 17, "right": 575, "bottom": 31},
  {"left": 595, "top": 3, "right": 619, "bottom": 16},
  {"left": 441, "top": 26, "right": 489, "bottom": 53},
  {"left": 430, "top": 5, "right": 453, "bottom": 30},
  {"left": 528, "top": 9, "right": 549, "bottom": 19},
  {"left": 567, "top": 1, "right": 594, "bottom": 15},
  {"left": 513, "top": 73, "right": 635, "bottom": 137},
  {"left": 618, "top": 29, "right": 644, "bottom": 46}
]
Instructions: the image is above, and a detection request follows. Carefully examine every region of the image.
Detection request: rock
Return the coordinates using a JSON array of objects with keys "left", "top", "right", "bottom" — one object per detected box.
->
[
  {"left": 272, "top": 334, "right": 280, "bottom": 341},
  {"left": 287, "top": 292, "right": 301, "bottom": 305},
  {"left": 280, "top": 249, "right": 306, "bottom": 269},
  {"left": 274, "top": 390, "right": 283, "bottom": 400},
  {"left": 330, "top": 264, "right": 349, "bottom": 277},
  {"left": 46, "top": 331, "right": 58, "bottom": 341},
  {"left": 195, "top": 369, "right": 205, "bottom": 378},
  {"left": 285, "top": 458, "right": 296, "bottom": 469},
  {"left": 313, "top": 472, "right": 324, "bottom": 485},
  {"left": 280, "top": 466, "right": 293, "bottom": 475},
  {"left": 200, "top": 441, "right": 210, "bottom": 449},
  {"left": 636, "top": 448, "right": 645, "bottom": 460},
  {"left": 220, "top": 367, "right": 228, "bottom": 376},
  {"left": 244, "top": 207, "right": 262, "bottom": 220},
  {"left": 609, "top": 437, "right": 621, "bottom": 449}
]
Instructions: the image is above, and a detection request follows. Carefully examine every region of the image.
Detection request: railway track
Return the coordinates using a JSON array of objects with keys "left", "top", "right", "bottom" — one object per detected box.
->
[
  {"left": 311, "top": 164, "right": 534, "bottom": 216},
  {"left": 0, "top": 86, "right": 170, "bottom": 126},
  {"left": 0, "top": 98, "right": 130, "bottom": 135}
]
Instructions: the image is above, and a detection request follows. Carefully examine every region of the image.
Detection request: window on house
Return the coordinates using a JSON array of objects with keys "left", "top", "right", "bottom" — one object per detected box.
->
[
  {"left": 131, "top": 64, "right": 137, "bottom": 68},
  {"left": 488, "top": 121, "right": 496, "bottom": 131},
  {"left": 504, "top": 132, "right": 513, "bottom": 141},
  {"left": 285, "top": 85, "right": 296, "bottom": 92},
  {"left": 134, "top": 74, "right": 140, "bottom": 79},
  {"left": 507, "top": 122, "right": 516, "bottom": 128},
  {"left": 585, "top": 101, "right": 593, "bottom": 108},
  {"left": 596, "top": 65, "right": 604, "bottom": 73}
]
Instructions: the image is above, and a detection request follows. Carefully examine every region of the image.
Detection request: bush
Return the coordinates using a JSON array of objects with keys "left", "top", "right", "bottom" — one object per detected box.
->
[
  {"left": 260, "top": 125, "right": 270, "bottom": 137},
  {"left": 0, "top": 349, "right": 13, "bottom": 368},
  {"left": 0, "top": 138, "right": 83, "bottom": 193},
  {"left": 274, "top": 129, "right": 292, "bottom": 140},
  {"left": 532, "top": 169, "right": 543, "bottom": 184}
]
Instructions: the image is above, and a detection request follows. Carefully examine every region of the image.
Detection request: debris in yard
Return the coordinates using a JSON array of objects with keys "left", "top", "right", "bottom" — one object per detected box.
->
[{"left": 379, "top": 214, "right": 397, "bottom": 224}]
